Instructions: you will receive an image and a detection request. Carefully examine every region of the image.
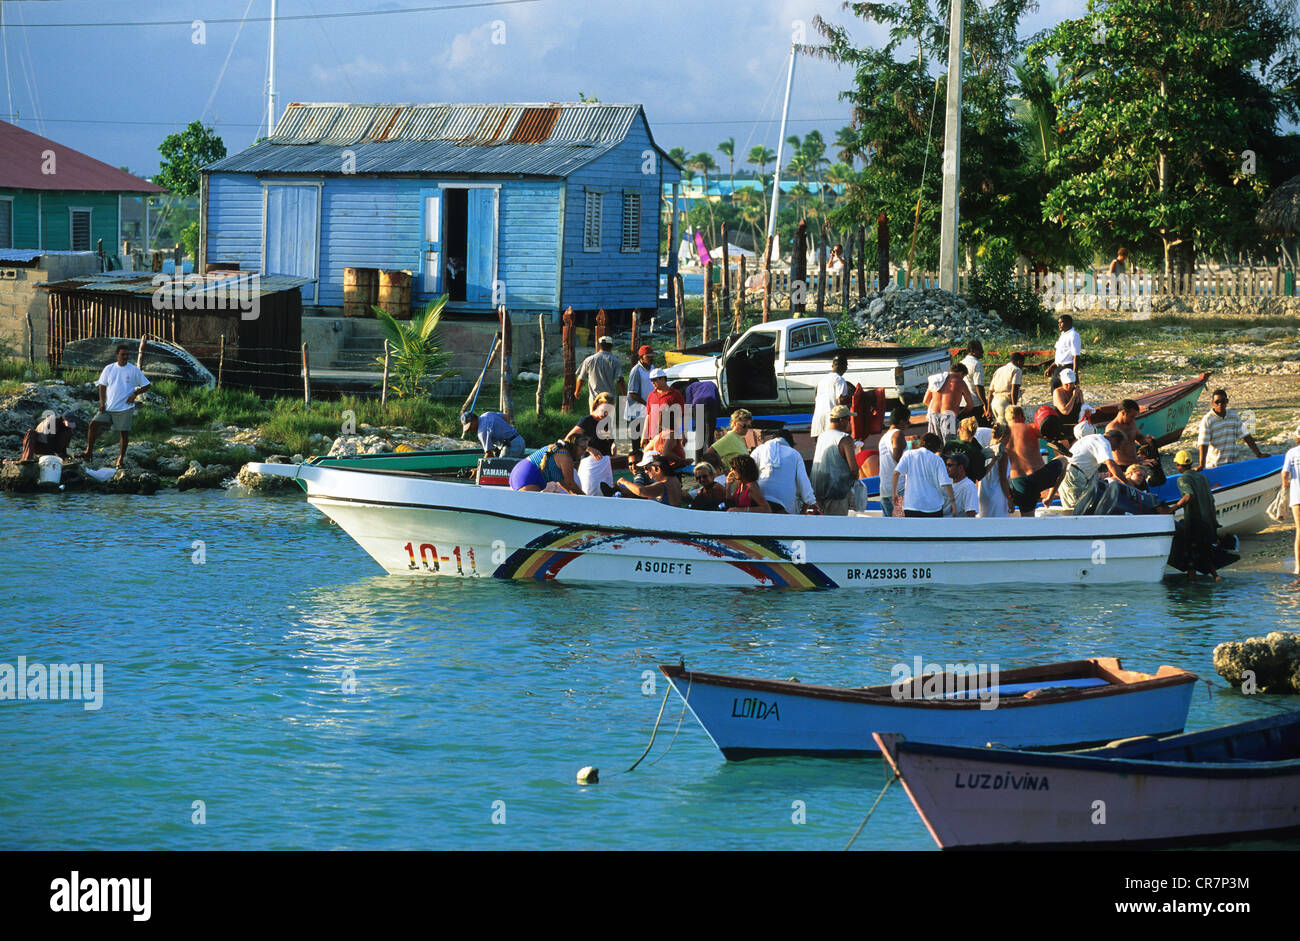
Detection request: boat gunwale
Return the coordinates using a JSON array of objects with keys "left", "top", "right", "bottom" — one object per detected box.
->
[{"left": 658, "top": 658, "right": 1198, "bottom": 711}]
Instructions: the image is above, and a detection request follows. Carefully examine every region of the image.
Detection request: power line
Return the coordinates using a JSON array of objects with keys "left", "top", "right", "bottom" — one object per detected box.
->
[{"left": 10, "top": 0, "right": 540, "bottom": 28}]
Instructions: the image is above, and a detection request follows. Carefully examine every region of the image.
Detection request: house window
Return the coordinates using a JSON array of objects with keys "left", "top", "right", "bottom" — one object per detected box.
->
[
  {"left": 583, "top": 189, "right": 603, "bottom": 252},
  {"left": 621, "top": 191, "right": 641, "bottom": 253},
  {"left": 0, "top": 198, "right": 11, "bottom": 249},
  {"left": 70, "top": 209, "right": 92, "bottom": 251}
]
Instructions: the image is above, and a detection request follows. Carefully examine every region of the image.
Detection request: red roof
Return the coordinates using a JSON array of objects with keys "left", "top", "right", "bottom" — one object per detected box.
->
[{"left": 0, "top": 121, "right": 166, "bottom": 193}]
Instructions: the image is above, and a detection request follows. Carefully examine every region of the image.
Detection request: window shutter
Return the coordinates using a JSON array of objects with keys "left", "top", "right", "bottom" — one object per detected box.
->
[
  {"left": 70, "top": 210, "right": 92, "bottom": 251},
  {"left": 583, "top": 189, "right": 602, "bottom": 252},
  {"left": 0, "top": 201, "right": 11, "bottom": 250},
  {"left": 621, "top": 191, "right": 641, "bottom": 252}
]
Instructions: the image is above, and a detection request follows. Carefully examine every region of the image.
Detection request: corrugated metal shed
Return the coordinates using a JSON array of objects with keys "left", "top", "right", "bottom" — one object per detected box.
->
[
  {"left": 205, "top": 102, "right": 663, "bottom": 177},
  {"left": 45, "top": 269, "right": 313, "bottom": 298}
]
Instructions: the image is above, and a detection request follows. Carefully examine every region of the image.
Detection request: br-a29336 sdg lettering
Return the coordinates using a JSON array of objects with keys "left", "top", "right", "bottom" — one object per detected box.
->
[{"left": 845, "top": 566, "right": 933, "bottom": 581}]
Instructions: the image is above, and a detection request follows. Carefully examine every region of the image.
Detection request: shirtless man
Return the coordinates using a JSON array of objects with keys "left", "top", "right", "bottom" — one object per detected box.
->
[
  {"left": 924, "top": 363, "right": 975, "bottom": 443},
  {"left": 1005, "top": 405, "right": 1066, "bottom": 516},
  {"left": 1105, "top": 399, "right": 1154, "bottom": 472}
]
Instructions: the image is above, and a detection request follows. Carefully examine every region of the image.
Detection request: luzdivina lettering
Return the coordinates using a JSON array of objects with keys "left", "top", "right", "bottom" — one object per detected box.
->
[
  {"left": 0, "top": 657, "right": 104, "bottom": 711},
  {"left": 954, "top": 772, "right": 1049, "bottom": 791}
]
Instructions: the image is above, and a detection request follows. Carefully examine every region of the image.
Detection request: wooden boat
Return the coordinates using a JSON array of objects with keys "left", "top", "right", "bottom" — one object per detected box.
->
[
  {"left": 875, "top": 710, "right": 1300, "bottom": 849},
  {"left": 1153, "top": 454, "right": 1284, "bottom": 536},
  {"left": 660, "top": 658, "right": 1197, "bottom": 759},
  {"left": 248, "top": 460, "right": 1177, "bottom": 587},
  {"left": 1088, "top": 371, "right": 1210, "bottom": 447},
  {"left": 61, "top": 336, "right": 215, "bottom": 387}
]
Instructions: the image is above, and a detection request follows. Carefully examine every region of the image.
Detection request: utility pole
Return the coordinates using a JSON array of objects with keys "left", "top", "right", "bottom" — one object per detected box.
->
[
  {"left": 938, "top": 0, "right": 964, "bottom": 294},
  {"left": 267, "top": 0, "right": 278, "bottom": 135}
]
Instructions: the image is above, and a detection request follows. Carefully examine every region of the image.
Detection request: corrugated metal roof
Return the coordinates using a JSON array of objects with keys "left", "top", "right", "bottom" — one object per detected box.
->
[
  {"left": 45, "top": 269, "right": 313, "bottom": 298},
  {"left": 204, "top": 102, "right": 674, "bottom": 177},
  {"left": 0, "top": 120, "right": 167, "bottom": 193}
]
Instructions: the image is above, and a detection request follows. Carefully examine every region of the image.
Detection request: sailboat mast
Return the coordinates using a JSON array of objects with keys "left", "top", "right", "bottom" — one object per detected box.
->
[
  {"left": 938, "top": 0, "right": 964, "bottom": 293},
  {"left": 767, "top": 43, "right": 798, "bottom": 240},
  {"left": 267, "top": 0, "right": 278, "bottom": 135}
]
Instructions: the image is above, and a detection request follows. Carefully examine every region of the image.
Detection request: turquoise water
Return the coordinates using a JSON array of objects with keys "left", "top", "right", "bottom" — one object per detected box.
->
[{"left": 1, "top": 489, "right": 1298, "bottom": 850}]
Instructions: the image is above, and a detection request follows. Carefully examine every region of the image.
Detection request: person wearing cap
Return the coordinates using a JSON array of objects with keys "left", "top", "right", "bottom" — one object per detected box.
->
[
  {"left": 1196, "top": 388, "right": 1264, "bottom": 471},
  {"left": 625, "top": 345, "right": 655, "bottom": 434},
  {"left": 751, "top": 428, "right": 816, "bottom": 514},
  {"left": 611, "top": 452, "right": 683, "bottom": 506},
  {"left": 642, "top": 368, "right": 685, "bottom": 448},
  {"left": 574, "top": 336, "right": 625, "bottom": 411},
  {"left": 1167, "top": 449, "right": 1222, "bottom": 580},
  {"left": 461, "top": 410, "right": 526, "bottom": 458},
  {"left": 811, "top": 353, "right": 852, "bottom": 438},
  {"left": 1059, "top": 425, "right": 1125, "bottom": 514},
  {"left": 812, "top": 404, "right": 858, "bottom": 515},
  {"left": 1281, "top": 424, "right": 1300, "bottom": 575},
  {"left": 987, "top": 352, "right": 1024, "bottom": 425},
  {"left": 570, "top": 394, "right": 617, "bottom": 495},
  {"left": 944, "top": 451, "right": 979, "bottom": 518}
]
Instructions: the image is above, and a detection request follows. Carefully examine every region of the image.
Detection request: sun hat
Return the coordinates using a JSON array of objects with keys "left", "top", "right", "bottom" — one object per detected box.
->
[
  {"left": 1059, "top": 368, "right": 1077, "bottom": 384},
  {"left": 1174, "top": 449, "right": 1194, "bottom": 465},
  {"left": 649, "top": 368, "right": 667, "bottom": 380},
  {"left": 637, "top": 450, "right": 660, "bottom": 468},
  {"left": 1073, "top": 420, "right": 1095, "bottom": 440}
]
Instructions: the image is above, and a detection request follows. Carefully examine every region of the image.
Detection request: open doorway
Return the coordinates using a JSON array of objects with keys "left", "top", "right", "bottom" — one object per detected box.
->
[{"left": 443, "top": 188, "right": 468, "bottom": 302}]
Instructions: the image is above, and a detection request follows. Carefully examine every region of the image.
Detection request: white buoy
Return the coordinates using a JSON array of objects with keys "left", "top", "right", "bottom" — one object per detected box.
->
[{"left": 577, "top": 766, "right": 599, "bottom": 785}]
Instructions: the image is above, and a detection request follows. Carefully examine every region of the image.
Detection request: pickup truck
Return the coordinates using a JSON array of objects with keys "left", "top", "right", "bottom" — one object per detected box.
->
[{"left": 663, "top": 317, "right": 951, "bottom": 410}]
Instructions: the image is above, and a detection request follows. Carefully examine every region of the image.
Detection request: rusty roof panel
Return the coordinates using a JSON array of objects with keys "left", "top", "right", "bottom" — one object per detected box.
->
[{"left": 508, "top": 106, "right": 561, "bottom": 144}]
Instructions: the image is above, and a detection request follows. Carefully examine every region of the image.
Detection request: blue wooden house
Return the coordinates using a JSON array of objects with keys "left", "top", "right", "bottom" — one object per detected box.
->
[{"left": 200, "top": 102, "right": 681, "bottom": 322}]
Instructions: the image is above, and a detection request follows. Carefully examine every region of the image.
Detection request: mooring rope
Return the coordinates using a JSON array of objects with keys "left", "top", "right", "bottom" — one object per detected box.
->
[
  {"left": 648, "top": 674, "right": 693, "bottom": 767},
  {"left": 626, "top": 685, "right": 672, "bottom": 773},
  {"left": 1201, "top": 675, "right": 1297, "bottom": 713},
  {"left": 843, "top": 769, "right": 898, "bottom": 851}
]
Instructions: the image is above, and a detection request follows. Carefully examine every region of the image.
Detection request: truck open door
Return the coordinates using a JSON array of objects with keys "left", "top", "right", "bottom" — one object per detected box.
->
[{"left": 721, "top": 329, "right": 780, "bottom": 406}]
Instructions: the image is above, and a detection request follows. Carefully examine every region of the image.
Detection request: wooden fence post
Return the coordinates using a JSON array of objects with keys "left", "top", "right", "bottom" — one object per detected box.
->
[
  {"left": 721, "top": 223, "right": 731, "bottom": 330},
  {"left": 857, "top": 226, "right": 867, "bottom": 302},
  {"left": 499, "top": 306, "right": 514, "bottom": 423},
  {"left": 596, "top": 308, "right": 608, "bottom": 348},
  {"left": 735, "top": 255, "right": 746, "bottom": 331},
  {"left": 218, "top": 333, "right": 225, "bottom": 389},
  {"left": 630, "top": 309, "right": 640, "bottom": 359},
  {"left": 536, "top": 313, "right": 546, "bottom": 415},
  {"left": 562, "top": 306, "right": 576, "bottom": 413},
  {"left": 301, "top": 343, "right": 311, "bottom": 408},
  {"left": 877, "top": 213, "right": 890, "bottom": 292},
  {"left": 674, "top": 275, "right": 685, "bottom": 350},
  {"left": 816, "top": 225, "right": 828, "bottom": 315},
  {"left": 761, "top": 235, "right": 773, "bottom": 323},
  {"left": 791, "top": 220, "right": 807, "bottom": 314},
  {"left": 841, "top": 234, "right": 853, "bottom": 307},
  {"left": 702, "top": 260, "right": 713, "bottom": 344},
  {"left": 381, "top": 339, "right": 390, "bottom": 407}
]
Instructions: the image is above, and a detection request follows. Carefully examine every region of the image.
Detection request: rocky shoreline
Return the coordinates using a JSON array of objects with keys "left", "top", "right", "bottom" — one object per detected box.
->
[{"left": 849, "top": 284, "right": 1025, "bottom": 345}]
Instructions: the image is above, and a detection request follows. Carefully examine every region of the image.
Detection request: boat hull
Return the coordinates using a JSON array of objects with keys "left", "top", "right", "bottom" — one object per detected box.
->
[
  {"left": 250, "top": 463, "right": 1177, "bottom": 588},
  {"left": 661, "top": 665, "right": 1195, "bottom": 758},
  {"left": 875, "top": 731, "right": 1300, "bottom": 850},
  {"left": 1154, "top": 455, "right": 1285, "bottom": 537}
]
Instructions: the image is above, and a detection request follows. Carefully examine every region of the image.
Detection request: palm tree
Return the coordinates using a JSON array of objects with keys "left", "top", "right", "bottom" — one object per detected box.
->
[
  {"left": 1011, "top": 58, "right": 1062, "bottom": 163},
  {"left": 689, "top": 152, "right": 720, "bottom": 243},
  {"left": 833, "top": 126, "right": 858, "bottom": 167},
  {"left": 801, "top": 130, "right": 830, "bottom": 210},
  {"left": 717, "top": 137, "right": 736, "bottom": 200},
  {"left": 748, "top": 145, "right": 777, "bottom": 228},
  {"left": 733, "top": 187, "right": 765, "bottom": 251},
  {"left": 372, "top": 295, "right": 456, "bottom": 399},
  {"left": 824, "top": 162, "right": 855, "bottom": 210},
  {"left": 668, "top": 146, "right": 688, "bottom": 171}
]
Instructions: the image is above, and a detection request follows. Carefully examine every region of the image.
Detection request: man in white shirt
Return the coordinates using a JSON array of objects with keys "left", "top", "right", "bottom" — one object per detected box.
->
[
  {"left": 1060, "top": 426, "right": 1125, "bottom": 514},
  {"left": 943, "top": 452, "right": 979, "bottom": 517},
  {"left": 1032, "top": 314, "right": 1082, "bottom": 390},
  {"left": 83, "top": 344, "right": 150, "bottom": 468},
  {"left": 810, "top": 354, "right": 851, "bottom": 438},
  {"left": 1282, "top": 423, "right": 1300, "bottom": 576},
  {"left": 892, "top": 433, "right": 955, "bottom": 518},
  {"left": 751, "top": 430, "right": 816, "bottom": 514},
  {"left": 961, "top": 340, "right": 986, "bottom": 416}
]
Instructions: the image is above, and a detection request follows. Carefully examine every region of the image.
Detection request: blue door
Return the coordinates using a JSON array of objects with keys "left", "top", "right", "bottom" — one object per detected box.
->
[
  {"left": 466, "top": 188, "right": 498, "bottom": 304},
  {"left": 264, "top": 184, "right": 320, "bottom": 303}
]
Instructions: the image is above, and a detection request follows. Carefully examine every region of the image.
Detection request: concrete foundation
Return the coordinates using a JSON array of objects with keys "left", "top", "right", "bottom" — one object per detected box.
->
[{"left": 0, "top": 253, "right": 103, "bottom": 362}]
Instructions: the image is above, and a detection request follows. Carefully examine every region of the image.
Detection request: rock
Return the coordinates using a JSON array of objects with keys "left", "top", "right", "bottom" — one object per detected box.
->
[
  {"left": 233, "top": 461, "right": 300, "bottom": 494},
  {"left": 849, "top": 287, "right": 1024, "bottom": 346},
  {"left": 135, "top": 472, "right": 161, "bottom": 495},
  {"left": 157, "top": 457, "right": 188, "bottom": 477},
  {"left": 327, "top": 434, "right": 393, "bottom": 457},
  {"left": 177, "top": 461, "right": 229, "bottom": 491},
  {"left": 0, "top": 461, "right": 40, "bottom": 492},
  {"left": 1213, "top": 631, "right": 1300, "bottom": 694}
]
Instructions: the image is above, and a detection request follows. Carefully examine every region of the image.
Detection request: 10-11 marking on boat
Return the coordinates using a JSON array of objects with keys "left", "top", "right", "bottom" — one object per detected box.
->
[{"left": 402, "top": 542, "right": 476, "bottom": 575}]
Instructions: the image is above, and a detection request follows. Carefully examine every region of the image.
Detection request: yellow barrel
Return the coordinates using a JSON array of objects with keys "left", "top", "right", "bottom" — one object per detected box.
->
[
  {"left": 344, "top": 267, "right": 378, "bottom": 317},
  {"left": 378, "top": 270, "right": 413, "bottom": 320}
]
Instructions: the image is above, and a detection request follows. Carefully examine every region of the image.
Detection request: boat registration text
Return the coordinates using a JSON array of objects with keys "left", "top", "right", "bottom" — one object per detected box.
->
[{"left": 846, "top": 567, "right": 933, "bottom": 581}]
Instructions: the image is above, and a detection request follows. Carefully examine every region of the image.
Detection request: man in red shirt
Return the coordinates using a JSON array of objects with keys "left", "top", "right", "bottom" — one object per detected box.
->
[{"left": 642, "top": 368, "right": 686, "bottom": 449}]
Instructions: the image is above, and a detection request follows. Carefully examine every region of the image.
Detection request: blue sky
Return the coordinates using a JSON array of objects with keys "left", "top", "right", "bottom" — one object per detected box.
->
[{"left": 1, "top": 0, "right": 1091, "bottom": 178}]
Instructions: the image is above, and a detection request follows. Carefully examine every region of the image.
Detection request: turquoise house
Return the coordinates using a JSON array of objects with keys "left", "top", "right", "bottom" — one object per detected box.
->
[{"left": 201, "top": 102, "right": 682, "bottom": 322}]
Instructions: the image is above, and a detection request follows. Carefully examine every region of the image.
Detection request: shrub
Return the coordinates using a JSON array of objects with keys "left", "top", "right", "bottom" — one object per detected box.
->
[{"left": 967, "top": 241, "right": 1053, "bottom": 334}]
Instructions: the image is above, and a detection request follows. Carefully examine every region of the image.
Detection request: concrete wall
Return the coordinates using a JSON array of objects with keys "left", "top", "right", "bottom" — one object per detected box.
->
[{"left": 0, "top": 253, "right": 102, "bottom": 361}]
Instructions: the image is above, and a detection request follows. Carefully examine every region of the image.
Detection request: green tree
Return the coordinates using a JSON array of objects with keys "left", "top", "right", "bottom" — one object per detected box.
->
[
  {"left": 747, "top": 145, "right": 777, "bottom": 226},
  {"left": 154, "top": 121, "right": 227, "bottom": 197},
  {"left": 372, "top": 296, "right": 456, "bottom": 399},
  {"left": 717, "top": 137, "right": 737, "bottom": 197},
  {"left": 1029, "top": 0, "right": 1300, "bottom": 273}
]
